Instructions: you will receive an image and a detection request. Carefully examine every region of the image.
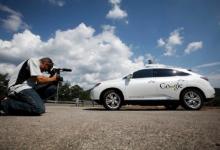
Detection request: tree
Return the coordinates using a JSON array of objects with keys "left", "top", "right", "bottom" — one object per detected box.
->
[
  {"left": 57, "top": 82, "right": 91, "bottom": 101},
  {"left": 58, "top": 82, "right": 72, "bottom": 101},
  {"left": 79, "top": 90, "right": 91, "bottom": 100}
]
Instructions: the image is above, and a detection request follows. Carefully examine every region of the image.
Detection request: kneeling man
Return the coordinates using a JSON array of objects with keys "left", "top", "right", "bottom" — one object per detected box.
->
[{"left": 0, "top": 57, "right": 60, "bottom": 115}]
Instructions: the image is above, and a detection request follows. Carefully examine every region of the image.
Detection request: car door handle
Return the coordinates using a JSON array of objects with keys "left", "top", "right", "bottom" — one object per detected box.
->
[{"left": 148, "top": 80, "right": 155, "bottom": 83}]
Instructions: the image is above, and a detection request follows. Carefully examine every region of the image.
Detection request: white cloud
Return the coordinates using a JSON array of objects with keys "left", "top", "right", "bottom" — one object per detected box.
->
[
  {"left": 157, "top": 38, "right": 165, "bottom": 47},
  {"left": 184, "top": 41, "right": 203, "bottom": 54},
  {"left": 107, "top": 5, "right": 127, "bottom": 19},
  {"left": 0, "top": 4, "right": 29, "bottom": 32},
  {"left": 101, "top": 24, "right": 116, "bottom": 33},
  {"left": 194, "top": 61, "right": 220, "bottom": 69},
  {"left": 0, "top": 63, "right": 16, "bottom": 75},
  {"left": 0, "top": 23, "right": 146, "bottom": 89},
  {"left": 0, "top": 30, "right": 41, "bottom": 63},
  {"left": 48, "top": 0, "right": 65, "bottom": 7},
  {"left": 106, "top": 0, "right": 128, "bottom": 20},
  {"left": 2, "top": 15, "right": 22, "bottom": 32},
  {"left": 109, "top": 0, "right": 121, "bottom": 5},
  {"left": 157, "top": 28, "right": 184, "bottom": 56},
  {"left": 0, "top": 4, "right": 21, "bottom": 16}
]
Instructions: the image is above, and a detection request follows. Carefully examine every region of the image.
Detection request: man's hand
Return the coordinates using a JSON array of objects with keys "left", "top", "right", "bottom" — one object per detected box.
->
[
  {"left": 50, "top": 75, "right": 58, "bottom": 81},
  {"left": 51, "top": 75, "right": 63, "bottom": 82},
  {"left": 56, "top": 75, "right": 63, "bottom": 82},
  {"left": 33, "top": 75, "right": 61, "bottom": 84}
]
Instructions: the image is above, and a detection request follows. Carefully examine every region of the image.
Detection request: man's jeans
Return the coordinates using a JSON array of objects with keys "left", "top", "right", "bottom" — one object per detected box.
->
[{"left": 1, "top": 85, "right": 56, "bottom": 115}]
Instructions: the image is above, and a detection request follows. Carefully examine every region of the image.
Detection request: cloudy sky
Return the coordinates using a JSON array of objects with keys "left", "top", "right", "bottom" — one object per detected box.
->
[{"left": 0, "top": 0, "right": 220, "bottom": 88}]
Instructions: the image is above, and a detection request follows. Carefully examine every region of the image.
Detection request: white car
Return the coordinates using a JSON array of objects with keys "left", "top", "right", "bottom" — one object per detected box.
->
[{"left": 90, "top": 64, "right": 215, "bottom": 110}]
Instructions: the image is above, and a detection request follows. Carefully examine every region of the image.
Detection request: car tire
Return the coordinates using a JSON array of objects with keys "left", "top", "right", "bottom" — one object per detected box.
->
[
  {"left": 102, "top": 90, "right": 122, "bottom": 110},
  {"left": 181, "top": 89, "right": 204, "bottom": 110},
  {"left": 164, "top": 103, "right": 179, "bottom": 110}
]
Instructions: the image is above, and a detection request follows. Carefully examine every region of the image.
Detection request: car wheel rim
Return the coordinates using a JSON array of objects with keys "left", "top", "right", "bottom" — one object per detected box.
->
[
  {"left": 184, "top": 91, "right": 201, "bottom": 109},
  {"left": 105, "top": 92, "right": 121, "bottom": 109}
]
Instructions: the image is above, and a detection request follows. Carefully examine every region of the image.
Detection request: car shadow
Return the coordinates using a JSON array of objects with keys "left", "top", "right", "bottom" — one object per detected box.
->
[{"left": 83, "top": 107, "right": 187, "bottom": 111}]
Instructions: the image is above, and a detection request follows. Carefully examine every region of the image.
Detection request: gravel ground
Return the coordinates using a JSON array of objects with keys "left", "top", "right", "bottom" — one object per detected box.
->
[{"left": 0, "top": 105, "right": 220, "bottom": 150}]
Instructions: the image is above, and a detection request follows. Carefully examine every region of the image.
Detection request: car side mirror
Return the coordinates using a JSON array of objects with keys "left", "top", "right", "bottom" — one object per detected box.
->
[{"left": 126, "top": 74, "right": 133, "bottom": 80}]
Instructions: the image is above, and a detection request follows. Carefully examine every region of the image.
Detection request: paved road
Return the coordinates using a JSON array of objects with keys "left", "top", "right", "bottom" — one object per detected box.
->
[{"left": 0, "top": 105, "right": 220, "bottom": 150}]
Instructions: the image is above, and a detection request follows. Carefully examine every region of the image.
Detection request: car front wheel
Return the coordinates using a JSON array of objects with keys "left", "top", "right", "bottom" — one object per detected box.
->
[
  {"left": 181, "top": 89, "right": 204, "bottom": 110},
  {"left": 102, "top": 90, "right": 122, "bottom": 110}
]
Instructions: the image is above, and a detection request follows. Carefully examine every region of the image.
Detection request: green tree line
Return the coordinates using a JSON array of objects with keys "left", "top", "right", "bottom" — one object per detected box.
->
[{"left": 57, "top": 82, "right": 90, "bottom": 101}]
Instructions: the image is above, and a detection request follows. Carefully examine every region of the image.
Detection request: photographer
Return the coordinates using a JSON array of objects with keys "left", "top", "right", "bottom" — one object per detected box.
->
[{"left": 0, "top": 57, "right": 61, "bottom": 115}]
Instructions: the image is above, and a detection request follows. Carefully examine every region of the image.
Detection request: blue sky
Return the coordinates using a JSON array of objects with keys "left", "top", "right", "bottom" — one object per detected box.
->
[{"left": 0, "top": 0, "right": 220, "bottom": 88}]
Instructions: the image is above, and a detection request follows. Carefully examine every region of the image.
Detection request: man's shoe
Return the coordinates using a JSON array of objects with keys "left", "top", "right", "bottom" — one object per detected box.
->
[
  {"left": 0, "top": 96, "right": 7, "bottom": 115},
  {"left": 0, "top": 96, "right": 7, "bottom": 111},
  {"left": 0, "top": 96, "right": 6, "bottom": 101}
]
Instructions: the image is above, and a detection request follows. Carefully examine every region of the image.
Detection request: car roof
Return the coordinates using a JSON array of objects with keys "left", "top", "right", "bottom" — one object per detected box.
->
[{"left": 143, "top": 64, "right": 199, "bottom": 75}]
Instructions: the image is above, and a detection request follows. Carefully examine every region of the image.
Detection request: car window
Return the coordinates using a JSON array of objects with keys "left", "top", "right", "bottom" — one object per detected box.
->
[
  {"left": 175, "top": 71, "right": 190, "bottom": 76},
  {"left": 154, "top": 69, "right": 189, "bottom": 77},
  {"left": 133, "top": 69, "right": 153, "bottom": 78}
]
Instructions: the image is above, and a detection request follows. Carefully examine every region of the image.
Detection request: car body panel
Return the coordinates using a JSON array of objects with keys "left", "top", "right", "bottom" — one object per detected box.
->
[
  {"left": 124, "top": 77, "right": 159, "bottom": 100},
  {"left": 155, "top": 76, "right": 186, "bottom": 100}
]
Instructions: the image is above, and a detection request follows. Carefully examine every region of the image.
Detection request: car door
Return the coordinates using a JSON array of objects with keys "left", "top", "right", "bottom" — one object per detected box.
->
[
  {"left": 153, "top": 69, "right": 187, "bottom": 100},
  {"left": 124, "top": 69, "right": 158, "bottom": 100}
]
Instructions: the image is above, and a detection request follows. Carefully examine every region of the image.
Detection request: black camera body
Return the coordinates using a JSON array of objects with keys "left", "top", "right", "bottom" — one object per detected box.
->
[{"left": 49, "top": 68, "right": 72, "bottom": 81}]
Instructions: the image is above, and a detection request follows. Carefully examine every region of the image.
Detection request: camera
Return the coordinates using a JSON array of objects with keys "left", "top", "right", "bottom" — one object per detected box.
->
[{"left": 48, "top": 68, "right": 72, "bottom": 82}]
